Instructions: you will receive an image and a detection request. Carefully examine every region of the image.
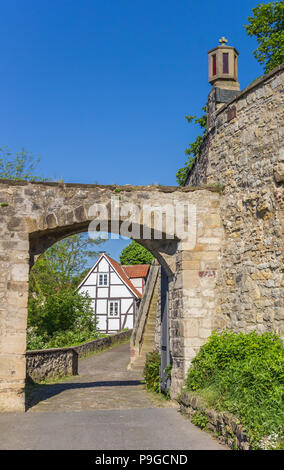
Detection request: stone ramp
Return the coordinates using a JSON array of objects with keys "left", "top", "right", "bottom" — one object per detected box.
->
[{"left": 26, "top": 342, "right": 171, "bottom": 412}]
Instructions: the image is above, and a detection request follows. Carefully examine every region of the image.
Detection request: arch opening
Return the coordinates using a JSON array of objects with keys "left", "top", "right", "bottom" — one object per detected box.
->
[
  {"left": 0, "top": 180, "right": 222, "bottom": 412},
  {"left": 25, "top": 229, "right": 176, "bottom": 411}
]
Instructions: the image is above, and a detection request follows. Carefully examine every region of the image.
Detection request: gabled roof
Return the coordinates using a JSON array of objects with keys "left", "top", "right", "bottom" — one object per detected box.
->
[
  {"left": 122, "top": 264, "right": 150, "bottom": 279},
  {"left": 77, "top": 253, "right": 143, "bottom": 299},
  {"left": 103, "top": 254, "right": 142, "bottom": 299}
]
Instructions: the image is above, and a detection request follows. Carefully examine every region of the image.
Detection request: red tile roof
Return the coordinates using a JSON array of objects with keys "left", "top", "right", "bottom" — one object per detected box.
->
[
  {"left": 103, "top": 254, "right": 142, "bottom": 299},
  {"left": 122, "top": 264, "right": 150, "bottom": 279}
]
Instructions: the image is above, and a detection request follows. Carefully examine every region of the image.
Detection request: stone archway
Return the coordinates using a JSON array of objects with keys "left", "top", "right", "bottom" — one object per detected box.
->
[{"left": 0, "top": 180, "right": 223, "bottom": 411}]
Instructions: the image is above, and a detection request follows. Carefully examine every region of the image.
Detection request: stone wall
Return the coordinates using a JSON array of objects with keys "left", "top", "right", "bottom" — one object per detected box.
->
[
  {"left": 179, "top": 391, "right": 251, "bottom": 450},
  {"left": 73, "top": 329, "right": 132, "bottom": 358},
  {"left": 185, "top": 65, "right": 284, "bottom": 337},
  {"left": 26, "top": 348, "right": 78, "bottom": 382},
  {"left": 26, "top": 330, "right": 132, "bottom": 383}
]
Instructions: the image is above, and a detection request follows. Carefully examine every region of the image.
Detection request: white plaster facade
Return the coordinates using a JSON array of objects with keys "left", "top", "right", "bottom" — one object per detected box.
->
[{"left": 77, "top": 253, "right": 149, "bottom": 333}]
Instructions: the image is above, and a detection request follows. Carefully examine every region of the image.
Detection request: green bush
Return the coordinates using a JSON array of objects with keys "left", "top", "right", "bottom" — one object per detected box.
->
[
  {"left": 44, "top": 329, "right": 100, "bottom": 349},
  {"left": 144, "top": 351, "right": 161, "bottom": 393},
  {"left": 26, "top": 327, "right": 47, "bottom": 350},
  {"left": 28, "top": 290, "right": 95, "bottom": 337},
  {"left": 27, "top": 290, "right": 100, "bottom": 350},
  {"left": 185, "top": 330, "right": 284, "bottom": 449},
  {"left": 191, "top": 410, "right": 209, "bottom": 429},
  {"left": 26, "top": 328, "right": 101, "bottom": 350}
]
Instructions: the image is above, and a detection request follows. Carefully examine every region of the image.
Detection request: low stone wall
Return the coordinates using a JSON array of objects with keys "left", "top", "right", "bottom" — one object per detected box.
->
[
  {"left": 26, "top": 348, "right": 78, "bottom": 383},
  {"left": 179, "top": 391, "right": 251, "bottom": 450},
  {"left": 26, "top": 330, "right": 132, "bottom": 383},
  {"left": 72, "top": 329, "right": 132, "bottom": 358}
]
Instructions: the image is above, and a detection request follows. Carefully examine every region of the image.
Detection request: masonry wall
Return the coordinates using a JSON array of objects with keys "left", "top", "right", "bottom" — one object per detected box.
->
[
  {"left": 186, "top": 65, "right": 284, "bottom": 337},
  {"left": 26, "top": 348, "right": 78, "bottom": 382},
  {"left": 26, "top": 330, "right": 132, "bottom": 382},
  {"left": 0, "top": 180, "right": 224, "bottom": 408}
]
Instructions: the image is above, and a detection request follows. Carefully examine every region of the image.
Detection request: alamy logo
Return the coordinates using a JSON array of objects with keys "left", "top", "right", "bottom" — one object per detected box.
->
[{"left": 88, "top": 196, "right": 196, "bottom": 248}]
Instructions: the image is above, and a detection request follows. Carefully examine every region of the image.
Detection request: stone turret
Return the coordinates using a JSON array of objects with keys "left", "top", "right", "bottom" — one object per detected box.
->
[
  {"left": 207, "top": 37, "right": 241, "bottom": 127},
  {"left": 208, "top": 36, "right": 240, "bottom": 91}
]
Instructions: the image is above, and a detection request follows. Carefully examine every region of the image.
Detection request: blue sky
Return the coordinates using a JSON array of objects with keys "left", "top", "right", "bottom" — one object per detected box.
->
[{"left": 1, "top": 0, "right": 266, "bottom": 261}]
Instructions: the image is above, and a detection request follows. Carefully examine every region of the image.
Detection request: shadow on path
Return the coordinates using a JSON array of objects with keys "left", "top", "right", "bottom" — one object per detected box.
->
[{"left": 26, "top": 379, "right": 143, "bottom": 411}]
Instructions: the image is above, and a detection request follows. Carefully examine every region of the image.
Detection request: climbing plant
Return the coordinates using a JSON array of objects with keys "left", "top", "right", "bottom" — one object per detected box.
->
[{"left": 176, "top": 108, "right": 207, "bottom": 186}]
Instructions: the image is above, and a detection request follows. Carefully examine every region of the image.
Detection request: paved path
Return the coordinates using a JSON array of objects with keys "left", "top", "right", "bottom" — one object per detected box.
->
[
  {"left": 25, "top": 342, "right": 165, "bottom": 412},
  {"left": 0, "top": 342, "right": 226, "bottom": 450}
]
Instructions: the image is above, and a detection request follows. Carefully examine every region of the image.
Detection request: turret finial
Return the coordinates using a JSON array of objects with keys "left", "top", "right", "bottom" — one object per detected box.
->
[{"left": 218, "top": 36, "right": 228, "bottom": 46}]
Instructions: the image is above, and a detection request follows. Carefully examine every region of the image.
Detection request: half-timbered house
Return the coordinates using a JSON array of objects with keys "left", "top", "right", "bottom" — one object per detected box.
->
[{"left": 77, "top": 253, "right": 150, "bottom": 333}]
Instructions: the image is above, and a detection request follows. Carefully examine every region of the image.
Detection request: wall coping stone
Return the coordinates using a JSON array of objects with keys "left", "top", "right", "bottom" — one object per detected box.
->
[
  {"left": 215, "top": 63, "right": 284, "bottom": 117},
  {"left": 26, "top": 330, "right": 132, "bottom": 357},
  {"left": 26, "top": 346, "right": 78, "bottom": 356},
  {"left": 0, "top": 179, "right": 223, "bottom": 193}
]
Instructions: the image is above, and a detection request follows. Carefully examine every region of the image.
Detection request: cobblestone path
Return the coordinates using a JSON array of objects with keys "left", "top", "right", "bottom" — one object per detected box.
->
[{"left": 26, "top": 342, "right": 174, "bottom": 412}]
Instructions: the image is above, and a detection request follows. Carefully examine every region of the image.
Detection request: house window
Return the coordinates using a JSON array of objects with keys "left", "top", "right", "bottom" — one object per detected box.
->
[
  {"left": 109, "top": 301, "right": 119, "bottom": 317},
  {"left": 99, "top": 273, "right": 108, "bottom": 286}
]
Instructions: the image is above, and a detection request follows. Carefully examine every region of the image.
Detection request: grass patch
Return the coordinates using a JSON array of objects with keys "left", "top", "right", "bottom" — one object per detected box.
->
[
  {"left": 27, "top": 374, "right": 75, "bottom": 386},
  {"left": 185, "top": 330, "right": 284, "bottom": 449}
]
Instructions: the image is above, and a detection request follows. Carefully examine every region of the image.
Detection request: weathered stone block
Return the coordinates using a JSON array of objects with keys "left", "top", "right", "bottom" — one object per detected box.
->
[
  {"left": 11, "top": 264, "right": 29, "bottom": 282},
  {"left": 184, "top": 318, "right": 199, "bottom": 337}
]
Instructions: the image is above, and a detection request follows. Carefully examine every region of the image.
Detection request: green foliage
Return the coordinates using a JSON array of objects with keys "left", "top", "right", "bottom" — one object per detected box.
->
[
  {"left": 28, "top": 290, "right": 95, "bottom": 336},
  {"left": 44, "top": 329, "right": 99, "bottom": 349},
  {"left": 26, "top": 328, "right": 47, "bottom": 350},
  {"left": 191, "top": 410, "right": 209, "bottom": 429},
  {"left": 29, "top": 234, "right": 103, "bottom": 296},
  {"left": 185, "top": 330, "right": 284, "bottom": 449},
  {"left": 27, "top": 290, "right": 99, "bottom": 349},
  {"left": 245, "top": 1, "right": 284, "bottom": 73},
  {"left": 27, "top": 327, "right": 100, "bottom": 350},
  {"left": 0, "top": 146, "right": 47, "bottom": 181},
  {"left": 120, "top": 241, "right": 154, "bottom": 265},
  {"left": 28, "top": 234, "right": 104, "bottom": 349},
  {"left": 176, "top": 109, "right": 207, "bottom": 186},
  {"left": 144, "top": 351, "right": 161, "bottom": 393},
  {"left": 164, "top": 363, "right": 172, "bottom": 380}
]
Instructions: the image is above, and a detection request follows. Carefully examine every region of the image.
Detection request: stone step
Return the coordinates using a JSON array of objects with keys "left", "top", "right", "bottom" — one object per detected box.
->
[
  {"left": 131, "top": 362, "right": 145, "bottom": 369},
  {"left": 141, "top": 344, "right": 155, "bottom": 350}
]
